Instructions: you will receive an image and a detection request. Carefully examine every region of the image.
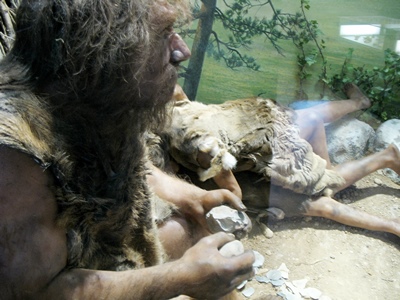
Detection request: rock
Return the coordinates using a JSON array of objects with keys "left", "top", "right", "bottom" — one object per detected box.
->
[
  {"left": 270, "top": 278, "right": 285, "bottom": 286},
  {"left": 206, "top": 205, "right": 252, "bottom": 239},
  {"left": 280, "top": 283, "right": 302, "bottom": 300},
  {"left": 374, "top": 119, "right": 400, "bottom": 151},
  {"left": 236, "top": 280, "right": 247, "bottom": 290},
  {"left": 253, "top": 250, "right": 265, "bottom": 268},
  {"left": 267, "top": 207, "right": 285, "bottom": 220},
  {"left": 219, "top": 240, "right": 244, "bottom": 257},
  {"left": 255, "top": 275, "right": 270, "bottom": 283},
  {"left": 278, "top": 263, "right": 290, "bottom": 279},
  {"left": 265, "top": 269, "right": 286, "bottom": 286},
  {"left": 266, "top": 269, "right": 283, "bottom": 281},
  {"left": 325, "top": 116, "right": 375, "bottom": 164},
  {"left": 259, "top": 222, "right": 274, "bottom": 238},
  {"left": 242, "top": 287, "right": 255, "bottom": 298},
  {"left": 292, "top": 278, "right": 309, "bottom": 290},
  {"left": 300, "top": 287, "right": 322, "bottom": 299},
  {"left": 374, "top": 119, "right": 400, "bottom": 183}
]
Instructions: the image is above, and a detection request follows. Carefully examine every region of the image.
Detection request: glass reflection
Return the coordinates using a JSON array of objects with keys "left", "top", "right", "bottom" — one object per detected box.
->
[{"left": 340, "top": 16, "right": 400, "bottom": 53}]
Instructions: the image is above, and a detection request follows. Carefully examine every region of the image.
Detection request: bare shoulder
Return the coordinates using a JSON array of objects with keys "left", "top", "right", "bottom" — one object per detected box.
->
[
  {"left": 0, "top": 146, "right": 55, "bottom": 218},
  {"left": 0, "top": 146, "right": 67, "bottom": 298}
]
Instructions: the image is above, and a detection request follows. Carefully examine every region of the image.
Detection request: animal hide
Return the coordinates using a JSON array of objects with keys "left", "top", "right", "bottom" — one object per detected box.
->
[
  {"left": 0, "top": 89, "right": 164, "bottom": 271},
  {"left": 159, "top": 95, "right": 345, "bottom": 199}
]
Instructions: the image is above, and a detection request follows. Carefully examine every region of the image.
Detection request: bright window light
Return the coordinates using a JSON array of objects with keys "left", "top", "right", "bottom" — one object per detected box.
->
[{"left": 340, "top": 24, "right": 381, "bottom": 36}]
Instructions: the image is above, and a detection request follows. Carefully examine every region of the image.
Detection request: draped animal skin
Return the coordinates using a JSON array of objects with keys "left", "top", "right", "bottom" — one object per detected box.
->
[
  {"left": 0, "top": 69, "right": 164, "bottom": 272},
  {"left": 157, "top": 93, "right": 345, "bottom": 203}
]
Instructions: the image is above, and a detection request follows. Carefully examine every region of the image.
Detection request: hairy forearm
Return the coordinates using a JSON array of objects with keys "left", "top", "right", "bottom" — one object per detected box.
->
[
  {"left": 147, "top": 164, "right": 202, "bottom": 206},
  {"left": 147, "top": 164, "right": 245, "bottom": 218},
  {"left": 41, "top": 262, "right": 189, "bottom": 300}
]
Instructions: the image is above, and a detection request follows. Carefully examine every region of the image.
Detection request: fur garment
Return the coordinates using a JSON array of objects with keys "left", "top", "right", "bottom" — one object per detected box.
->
[
  {"left": 162, "top": 97, "right": 345, "bottom": 197},
  {"left": 0, "top": 86, "right": 164, "bottom": 271}
]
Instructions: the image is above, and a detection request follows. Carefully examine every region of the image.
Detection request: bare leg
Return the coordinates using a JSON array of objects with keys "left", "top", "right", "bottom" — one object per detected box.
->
[
  {"left": 296, "top": 110, "right": 332, "bottom": 166},
  {"left": 304, "top": 196, "right": 400, "bottom": 237},
  {"left": 170, "top": 292, "right": 240, "bottom": 300},
  {"left": 158, "top": 216, "right": 209, "bottom": 261},
  {"left": 158, "top": 218, "right": 241, "bottom": 300},
  {"left": 332, "top": 144, "right": 400, "bottom": 193},
  {"left": 297, "top": 83, "right": 371, "bottom": 126},
  {"left": 296, "top": 83, "right": 371, "bottom": 167}
]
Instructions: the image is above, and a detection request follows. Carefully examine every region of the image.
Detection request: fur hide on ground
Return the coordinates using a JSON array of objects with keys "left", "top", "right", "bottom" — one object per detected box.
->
[
  {"left": 147, "top": 89, "right": 347, "bottom": 217},
  {"left": 161, "top": 97, "right": 345, "bottom": 197}
]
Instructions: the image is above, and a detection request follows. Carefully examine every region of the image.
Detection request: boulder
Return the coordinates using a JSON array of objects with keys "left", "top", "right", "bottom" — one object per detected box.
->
[
  {"left": 374, "top": 119, "right": 400, "bottom": 150},
  {"left": 325, "top": 116, "right": 375, "bottom": 165},
  {"left": 374, "top": 119, "right": 400, "bottom": 183}
]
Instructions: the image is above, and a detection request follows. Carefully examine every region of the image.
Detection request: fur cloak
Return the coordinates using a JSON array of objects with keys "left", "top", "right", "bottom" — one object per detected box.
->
[
  {"left": 0, "top": 88, "right": 164, "bottom": 271},
  {"left": 153, "top": 96, "right": 346, "bottom": 215}
]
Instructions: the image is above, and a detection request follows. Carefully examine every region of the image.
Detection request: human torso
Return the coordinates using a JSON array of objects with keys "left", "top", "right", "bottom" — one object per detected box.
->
[{"left": 0, "top": 91, "right": 162, "bottom": 271}]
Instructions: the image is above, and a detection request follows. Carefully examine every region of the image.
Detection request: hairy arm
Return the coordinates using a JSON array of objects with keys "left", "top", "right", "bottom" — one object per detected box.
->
[
  {"left": 44, "top": 232, "right": 254, "bottom": 300},
  {"left": 0, "top": 148, "right": 254, "bottom": 299},
  {"left": 147, "top": 164, "right": 246, "bottom": 228}
]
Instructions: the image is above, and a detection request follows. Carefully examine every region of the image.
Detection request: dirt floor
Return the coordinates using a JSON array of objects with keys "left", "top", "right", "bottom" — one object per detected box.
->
[{"left": 238, "top": 171, "right": 400, "bottom": 300}]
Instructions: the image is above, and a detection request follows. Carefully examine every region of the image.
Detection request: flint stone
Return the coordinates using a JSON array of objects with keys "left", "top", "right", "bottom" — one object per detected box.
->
[
  {"left": 206, "top": 205, "right": 252, "bottom": 239},
  {"left": 266, "top": 269, "right": 283, "bottom": 281},
  {"left": 219, "top": 240, "right": 244, "bottom": 258},
  {"left": 252, "top": 250, "right": 265, "bottom": 268},
  {"left": 242, "top": 287, "right": 255, "bottom": 298}
]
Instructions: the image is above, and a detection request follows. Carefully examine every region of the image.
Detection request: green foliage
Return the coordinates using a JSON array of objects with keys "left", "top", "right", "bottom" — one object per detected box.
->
[
  {"left": 192, "top": 0, "right": 329, "bottom": 98},
  {"left": 184, "top": 0, "right": 399, "bottom": 121},
  {"left": 274, "top": 0, "right": 327, "bottom": 98},
  {"left": 325, "top": 48, "right": 400, "bottom": 120},
  {"left": 198, "top": 0, "right": 328, "bottom": 74}
]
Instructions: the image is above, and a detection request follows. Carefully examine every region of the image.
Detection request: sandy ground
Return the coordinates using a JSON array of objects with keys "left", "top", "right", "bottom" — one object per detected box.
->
[{"left": 238, "top": 172, "right": 400, "bottom": 300}]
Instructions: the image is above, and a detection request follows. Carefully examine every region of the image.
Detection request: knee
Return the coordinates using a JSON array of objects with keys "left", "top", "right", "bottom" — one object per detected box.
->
[
  {"left": 303, "top": 197, "right": 337, "bottom": 218},
  {"left": 296, "top": 111, "right": 325, "bottom": 140},
  {"left": 158, "top": 216, "right": 192, "bottom": 260},
  {"left": 158, "top": 216, "right": 208, "bottom": 260},
  {"left": 305, "top": 111, "right": 324, "bottom": 127}
]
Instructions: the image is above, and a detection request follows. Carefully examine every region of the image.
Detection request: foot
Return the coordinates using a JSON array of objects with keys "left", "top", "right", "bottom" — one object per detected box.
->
[
  {"left": 389, "top": 217, "right": 400, "bottom": 237},
  {"left": 386, "top": 144, "right": 400, "bottom": 175},
  {"left": 343, "top": 83, "right": 371, "bottom": 109}
]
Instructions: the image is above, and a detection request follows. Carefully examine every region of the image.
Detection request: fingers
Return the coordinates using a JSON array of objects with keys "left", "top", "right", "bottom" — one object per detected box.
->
[
  {"left": 213, "top": 169, "right": 242, "bottom": 199},
  {"left": 201, "top": 234, "right": 256, "bottom": 276},
  {"left": 201, "top": 232, "right": 236, "bottom": 249},
  {"left": 230, "top": 270, "right": 255, "bottom": 289},
  {"left": 200, "top": 234, "right": 255, "bottom": 268},
  {"left": 186, "top": 234, "right": 255, "bottom": 297},
  {"left": 231, "top": 250, "right": 256, "bottom": 274},
  {"left": 205, "top": 189, "right": 247, "bottom": 213},
  {"left": 225, "top": 251, "right": 256, "bottom": 290}
]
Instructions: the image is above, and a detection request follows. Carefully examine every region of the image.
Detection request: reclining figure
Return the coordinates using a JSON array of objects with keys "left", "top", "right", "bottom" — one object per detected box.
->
[{"left": 149, "top": 84, "right": 400, "bottom": 238}]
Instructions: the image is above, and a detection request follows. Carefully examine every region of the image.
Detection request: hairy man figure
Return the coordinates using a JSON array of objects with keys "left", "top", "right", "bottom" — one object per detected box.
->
[{"left": 0, "top": 0, "right": 255, "bottom": 299}]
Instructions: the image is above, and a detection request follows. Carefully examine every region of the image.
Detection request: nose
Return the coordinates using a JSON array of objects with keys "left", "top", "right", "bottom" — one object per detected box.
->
[{"left": 170, "top": 33, "right": 191, "bottom": 64}]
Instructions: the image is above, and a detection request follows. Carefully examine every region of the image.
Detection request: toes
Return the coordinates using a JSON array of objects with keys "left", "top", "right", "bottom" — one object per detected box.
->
[{"left": 343, "top": 83, "right": 371, "bottom": 109}]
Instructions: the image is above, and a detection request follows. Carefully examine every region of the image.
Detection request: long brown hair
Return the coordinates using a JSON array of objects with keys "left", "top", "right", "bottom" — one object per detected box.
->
[{"left": 1, "top": 0, "right": 192, "bottom": 195}]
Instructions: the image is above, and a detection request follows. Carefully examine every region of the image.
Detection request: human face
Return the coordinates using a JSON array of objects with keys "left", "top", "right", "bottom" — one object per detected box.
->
[
  {"left": 151, "top": 0, "right": 191, "bottom": 67},
  {"left": 140, "top": 0, "right": 191, "bottom": 107}
]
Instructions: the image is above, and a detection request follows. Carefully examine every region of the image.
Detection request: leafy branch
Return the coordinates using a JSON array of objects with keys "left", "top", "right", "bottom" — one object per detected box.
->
[{"left": 327, "top": 48, "right": 400, "bottom": 120}]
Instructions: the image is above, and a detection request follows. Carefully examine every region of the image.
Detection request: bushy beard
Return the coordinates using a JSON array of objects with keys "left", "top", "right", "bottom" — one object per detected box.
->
[{"left": 130, "top": 58, "right": 179, "bottom": 134}]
